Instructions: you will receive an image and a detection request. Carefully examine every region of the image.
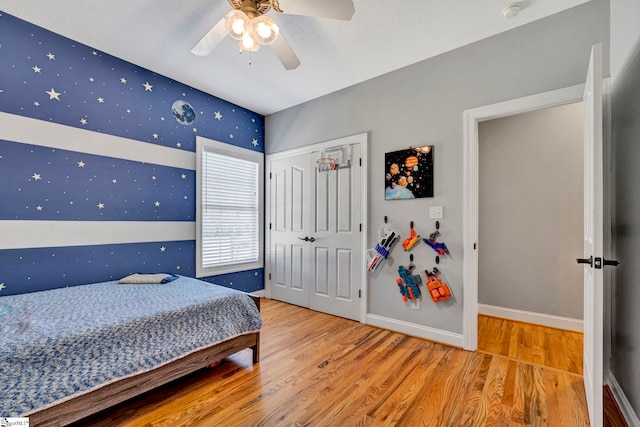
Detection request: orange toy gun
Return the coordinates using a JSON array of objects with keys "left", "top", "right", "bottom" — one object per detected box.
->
[
  {"left": 425, "top": 268, "right": 452, "bottom": 303},
  {"left": 402, "top": 226, "right": 420, "bottom": 251}
]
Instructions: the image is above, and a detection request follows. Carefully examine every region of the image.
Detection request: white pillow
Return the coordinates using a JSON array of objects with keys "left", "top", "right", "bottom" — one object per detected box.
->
[{"left": 118, "top": 273, "right": 178, "bottom": 284}]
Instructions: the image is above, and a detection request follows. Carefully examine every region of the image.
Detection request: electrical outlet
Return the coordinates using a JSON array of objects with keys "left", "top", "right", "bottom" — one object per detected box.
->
[{"left": 430, "top": 206, "right": 443, "bottom": 219}]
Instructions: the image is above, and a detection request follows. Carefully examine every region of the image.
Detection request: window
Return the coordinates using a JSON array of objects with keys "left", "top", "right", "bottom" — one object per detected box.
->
[{"left": 196, "top": 136, "right": 263, "bottom": 277}]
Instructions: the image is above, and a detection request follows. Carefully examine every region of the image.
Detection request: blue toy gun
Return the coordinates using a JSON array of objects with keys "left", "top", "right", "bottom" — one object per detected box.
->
[{"left": 397, "top": 265, "right": 422, "bottom": 300}]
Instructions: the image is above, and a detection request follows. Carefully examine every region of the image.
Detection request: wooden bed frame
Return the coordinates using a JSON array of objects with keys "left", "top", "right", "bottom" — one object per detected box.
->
[{"left": 28, "top": 295, "right": 261, "bottom": 427}]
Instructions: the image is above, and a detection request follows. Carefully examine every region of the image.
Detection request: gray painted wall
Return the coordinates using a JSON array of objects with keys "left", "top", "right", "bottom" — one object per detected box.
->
[
  {"left": 266, "top": 0, "right": 609, "bottom": 334},
  {"left": 610, "top": 0, "right": 640, "bottom": 418},
  {"left": 478, "top": 103, "right": 584, "bottom": 319}
]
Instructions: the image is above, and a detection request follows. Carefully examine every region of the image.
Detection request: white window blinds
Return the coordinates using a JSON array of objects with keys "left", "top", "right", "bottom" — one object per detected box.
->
[{"left": 196, "top": 137, "right": 263, "bottom": 277}]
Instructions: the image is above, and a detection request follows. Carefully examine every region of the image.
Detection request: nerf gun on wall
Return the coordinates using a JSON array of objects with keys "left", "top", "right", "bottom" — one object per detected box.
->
[
  {"left": 402, "top": 224, "right": 420, "bottom": 251},
  {"left": 396, "top": 265, "right": 422, "bottom": 302},
  {"left": 367, "top": 225, "right": 399, "bottom": 271},
  {"left": 425, "top": 267, "right": 452, "bottom": 303},
  {"left": 423, "top": 230, "right": 450, "bottom": 256}
]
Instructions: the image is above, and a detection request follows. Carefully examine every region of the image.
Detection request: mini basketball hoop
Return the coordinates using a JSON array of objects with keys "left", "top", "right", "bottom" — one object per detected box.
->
[{"left": 317, "top": 157, "right": 337, "bottom": 171}]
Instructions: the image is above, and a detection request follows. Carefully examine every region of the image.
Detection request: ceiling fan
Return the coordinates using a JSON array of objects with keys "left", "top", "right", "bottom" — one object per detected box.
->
[{"left": 191, "top": 0, "right": 355, "bottom": 70}]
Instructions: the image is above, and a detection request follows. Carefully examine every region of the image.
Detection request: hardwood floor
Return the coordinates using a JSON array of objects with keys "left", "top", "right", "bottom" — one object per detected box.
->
[
  {"left": 477, "top": 314, "right": 584, "bottom": 376},
  {"left": 74, "top": 299, "right": 590, "bottom": 426}
]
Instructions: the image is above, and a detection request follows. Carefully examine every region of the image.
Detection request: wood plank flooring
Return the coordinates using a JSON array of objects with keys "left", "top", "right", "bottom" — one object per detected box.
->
[
  {"left": 477, "top": 314, "right": 584, "bottom": 376},
  {"left": 74, "top": 299, "right": 590, "bottom": 426}
]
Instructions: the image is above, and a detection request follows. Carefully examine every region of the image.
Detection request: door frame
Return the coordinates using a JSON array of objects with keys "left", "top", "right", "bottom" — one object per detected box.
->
[
  {"left": 265, "top": 132, "right": 369, "bottom": 324},
  {"left": 462, "top": 84, "right": 586, "bottom": 351}
]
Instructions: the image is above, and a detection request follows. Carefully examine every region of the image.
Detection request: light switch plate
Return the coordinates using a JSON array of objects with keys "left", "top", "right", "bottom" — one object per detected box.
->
[{"left": 430, "top": 206, "right": 443, "bottom": 219}]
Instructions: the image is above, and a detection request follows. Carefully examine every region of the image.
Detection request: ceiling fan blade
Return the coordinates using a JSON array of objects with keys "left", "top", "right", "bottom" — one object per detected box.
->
[
  {"left": 271, "top": 34, "right": 301, "bottom": 70},
  {"left": 276, "top": 0, "right": 354, "bottom": 20},
  {"left": 191, "top": 17, "right": 227, "bottom": 56}
]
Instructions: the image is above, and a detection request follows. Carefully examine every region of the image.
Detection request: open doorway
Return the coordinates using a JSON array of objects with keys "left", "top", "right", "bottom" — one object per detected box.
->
[
  {"left": 475, "top": 103, "right": 584, "bottom": 371},
  {"left": 462, "top": 84, "right": 585, "bottom": 351}
]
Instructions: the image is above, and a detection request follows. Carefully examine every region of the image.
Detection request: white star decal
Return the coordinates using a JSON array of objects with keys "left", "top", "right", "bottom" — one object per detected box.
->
[
  {"left": 97, "top": 202, "right": 105, "bottom": 209},
  {"left": 112, "top": 179, "right": 117, "bottom": 184},
  {"left": 34, "top": 101, "right": 40, "bottom": 107},
  {"left": 36, "top": 206, "right": 43, "bottom": 211},
  {"left": 126, "top": 109, "right": 131, "bottom": 113},
  {"left": 176, "top": 142, "right": 182, "bottom": 148},
  {"left": 32, "top": 173, "right": 41, "bottom": 181},
  {"left": 77, "top": 161, "right": 86, "bottom": 168},
  {"left": 32, "top": 66, "right": 41, "bottom": 73},
  {"left": 214, "top": 111, "right": 222, "bottom": 120},
  {"left": 47, "top": 52, "right": 55, "bottom": 60},
  {"left": 80, "top": 118, "right": 87, "bottom": 125},
  {"left": 97, "top": 97, "right": 104, "bottom": 103},
  {"left": 252, "top": 139, "right": 258, "bottom": 147},
  {"left": 0, "top": 283, "right": 5, "bottom": 292},
  {"left": 143, "top": 81, "right": 153, "bottom": 91},
  {"left": 120, "top": 77, "right": 127, "bottom": 84},
  {"left": 152, "top": 133, "right": 158, "bottom": 139},
  {"left": 92, "top": 51, "right": 98, "bottom": 56},
  {"left": 181, "top": 174, "right": 187, "bottom": 179},
  {"left": 192, "top": 128, "right": 197, "bottom": 133},
  {"left": 160, "top": 246, "right": 166, "bottom": 252},
  {"left": 152, "top": 176, "right": 157, "bottom": 180},
  {"left": 45, "top": 88, "right": 61, "bottom": 100},
  {"left": 89, "top": 77, "right": 94, "bottom": 82},
  {"left": 229, "top": 134, "right": 234, "bottom": 139},
  {"left": 154, "top": 201, "right": 160, "bottom": 207}
]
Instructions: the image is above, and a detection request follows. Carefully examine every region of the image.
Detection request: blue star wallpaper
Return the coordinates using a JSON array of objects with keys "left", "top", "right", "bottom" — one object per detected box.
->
[{"left": 0, "top": 12, "right": 265, "bottom": 296}]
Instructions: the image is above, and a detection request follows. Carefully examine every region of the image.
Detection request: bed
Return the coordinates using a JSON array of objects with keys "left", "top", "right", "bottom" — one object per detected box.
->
[{"left": 0, "top": 275, "right": 262, "bottom": 426}]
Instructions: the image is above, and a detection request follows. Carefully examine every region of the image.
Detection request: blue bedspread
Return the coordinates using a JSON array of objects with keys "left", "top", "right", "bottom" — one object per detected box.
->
[{"left": 0, "top": 276, "right": 262, "bottom": 416}]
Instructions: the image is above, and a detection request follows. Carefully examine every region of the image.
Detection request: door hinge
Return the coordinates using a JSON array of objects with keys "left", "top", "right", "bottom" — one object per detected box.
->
[
  {"left": 269, "top": 223, "right": 272, "bottom": 230},
  {"left": 474, "top": 243, "right": 477, "bottom": 250},
  {"left": 359, "top": 223, "right": 362, "bottom": 232},
  {"left": 269, "top": 172, "right": 272, "bottom": 179},
  {"left": 358, "top": 289, "right": 361, "bottom": 298},
  {"left": 359, "top": 158, "right": 362, "bottom": 167},
  {"left": 268, "top": 273, "right": 271, "bottom": 280}
]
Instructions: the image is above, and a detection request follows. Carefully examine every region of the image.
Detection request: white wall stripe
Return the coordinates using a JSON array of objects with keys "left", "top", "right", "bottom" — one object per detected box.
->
[
  {"left": 0, "top": 221, "right": 195, "bottom": 249},
  {"left": 0, "top": 112, "right": 196, "bottom": 171}
]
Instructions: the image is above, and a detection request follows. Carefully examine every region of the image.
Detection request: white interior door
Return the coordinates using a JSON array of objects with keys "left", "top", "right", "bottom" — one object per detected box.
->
[
  {"left": 269, "top": 153, "right": 311, "bottom": 308},
  {"left": 580, "top": 43, "right": 603, "bottom": 427},
  {"left": 267, "top": 139, "right": 364, "bottom": 322},
  {"left": 309, "top": 145, "right": 362, "bottom": 320}
]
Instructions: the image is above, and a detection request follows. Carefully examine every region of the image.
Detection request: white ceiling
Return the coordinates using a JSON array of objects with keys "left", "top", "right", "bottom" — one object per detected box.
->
[{"left": 1, "top": 0, "right": 591, "bottom": 116}]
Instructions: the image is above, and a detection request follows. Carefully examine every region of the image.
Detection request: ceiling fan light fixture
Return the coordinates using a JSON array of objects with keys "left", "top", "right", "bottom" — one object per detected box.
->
[
  {"left": 225, "top": 9, "right": 250, "bottom": 40},
  {"left": 250, "top": 15, "right": 279, "bottom": 45},
  {"left": 239, "top": 32, "right": 260, "bottom": 52}
]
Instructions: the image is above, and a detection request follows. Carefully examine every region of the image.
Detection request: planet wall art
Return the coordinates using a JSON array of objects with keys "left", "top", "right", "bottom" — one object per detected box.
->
[
  {"left": 385, "top": 145, "right": 434, "bottom": 200},
  {"left": 171, "top": 99, "right": 196, "bottom": 125}
]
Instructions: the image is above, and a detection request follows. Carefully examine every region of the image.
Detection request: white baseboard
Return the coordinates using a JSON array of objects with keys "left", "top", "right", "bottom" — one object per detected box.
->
[
  {"left": 250, "top": 290, "right": 265, "bottom": 298},
  {"left": 607, "top": 370, "right": 640, "bottom": 427},
  {"left": 366, "top": 314, "right": 464, "bottom": 348},
  {"left": 478, "top": 304, "right": 583, "bottom": 332}
]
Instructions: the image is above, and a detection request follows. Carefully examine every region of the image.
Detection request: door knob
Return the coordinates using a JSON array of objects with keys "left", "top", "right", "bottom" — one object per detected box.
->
[
  {"left": 603, "top": 258, "right": 620, "bottom": 267},
  {"left": 308, "top": 237, "right": 315, "bottom": 243},
  {"left": 576, "top": 256, "right": 593, "bottom": 267}
]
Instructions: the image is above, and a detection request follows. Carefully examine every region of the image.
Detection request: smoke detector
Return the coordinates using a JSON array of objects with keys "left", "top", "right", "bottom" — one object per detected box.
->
[{"left": 501, "top": 3, "right": 521, "bottom": 19}]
